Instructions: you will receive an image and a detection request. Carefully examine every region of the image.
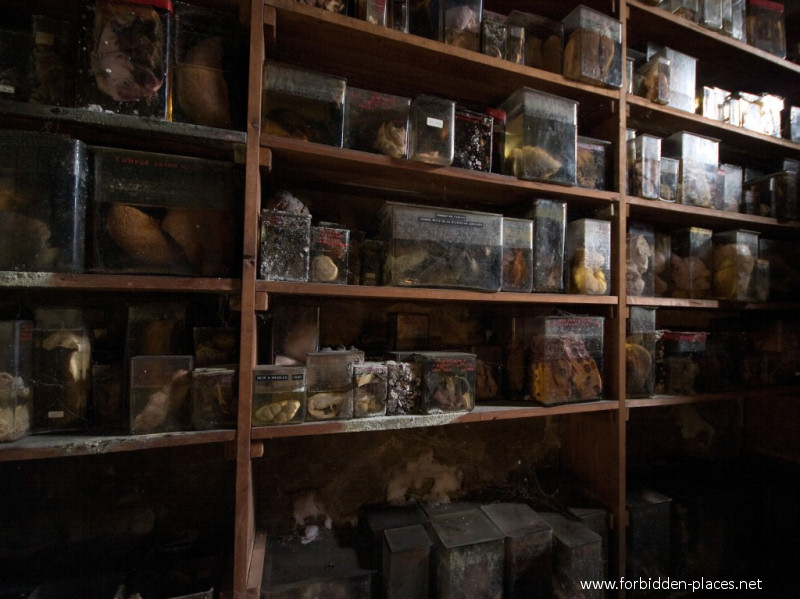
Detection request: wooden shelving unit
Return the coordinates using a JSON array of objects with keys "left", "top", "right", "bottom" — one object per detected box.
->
[{"left": 2, "top": 0, "right": 800, "bottom": 597}]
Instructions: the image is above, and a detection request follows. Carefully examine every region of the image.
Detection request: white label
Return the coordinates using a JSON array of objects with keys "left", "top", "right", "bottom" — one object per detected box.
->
[
  {"left": 35, "top": 31, "right": 55, "bottom": 45},
  {"left": 426, "top": 117, "right": 444, "bottom": 129},
  {"left": 48, "top": 410, "right": 65, "bottom": 419},
  {"left": 0, "top": 84, "right": 15, "bottom": 94}
]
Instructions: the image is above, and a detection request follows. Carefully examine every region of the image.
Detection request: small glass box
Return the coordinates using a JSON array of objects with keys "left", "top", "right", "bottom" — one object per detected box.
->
[
  {"left": 269, "top": 305, "right": 319, "bottom": 366},
  {"left": 783, "top": 105, "right": 800, "bottom": 142},
  {"left": 527, "top": 199, "right": 567, "bottom": 293},
  {"left": 259, "top": 211, "right": 311, "bottom": 282},
  {"left": 360, "top": 238, "right": 384, "bottom": 286},
  {"left": 650, "top": 45, "right": 697, "bottom": 113},
  {"left": 429, "top": 510, "right": 505, "bottom": 598},
  {"left": 720, "top": 163, "right": 743, "bottom": 212},
  {"left": 664, "top": 0, "right": 700, "bottom": 21},
  {"left": 562, "top": 5, "right": 623, "bottom": 89},
  {"left": 659, "top": 157, "right": 680, "bottom": 203},
  {"left": 443, "top": 0, "right": 482, "bottom": 51},
  {"left": 481, "top": 503, "right": 554, "bottom": 598},
  {"left": 414, "top": 351, "right": 476, "bottom": 414},
  {"left": 383, "top": 525, "right": 432, "bottom": 599},
  {"left": 627, "top": 221, "right": 656, "bottom": 297},
  {"left": 0, "top": 29, "right": 29, "bottom": 102},
  {"left": 627, "top": 306, "right": 657, "bottom": 398},
  {"left": 385, "top": 356, "right": 423, "bottom": 415},
  {"left": 408, "top": 94, "right": 455, "bottom": 165},
  {"left": 125, "top": 302, "right": 187, "bottom": 361},
  {"left": 500, "top": 87, "right": 578, "bottom": 185},
  {"left": 0, "top": 320, "right": 33, "bottom": 443},
  {"left": 506, "top": 11, "right": 564, "bottom": 73},
  {"left": 453, "top": 107, "right": 493, "bottom": 171},
  {"left": 193, "top": 326, "right": 238, "bottom": 368},
  {"left": 539, "top": 512, "right": 603, "bottom": 599},
  {"left": 506, "top": 24, "right": 525, "bottom": 65},
  {"left": 408, "top": 0, "right": 440, "bottom": 40},
  {"left": 670, "top": 227, "right": 713, "bottom": 299},
  {"left": 712, "top": 229, "right": 760, "bottom": 300},
  {"left": 29, "top": 15, "right": 76, "bottom": 106},
  {"left": 305, "top": 349, "right": 360, "bottom": 421},
  {"left": 577, "top": 136, "right": 611, "bottom": 190},
  {"left": 699, "top": 0, "right": 724, "bottom": 29},
  {"left": 91, "top": 147, "right": 235, "bottom": 276},
  {"left": 77, "top": 0, "right": 171, "bottom": 118},
  {"left": 0, "top": 131, "right": 87, "bottom": 273},
  {"left": 31, "top": 308, "right": 91, "bottom": 433},
  {"left": 529, "top": 315, "right": 604, "bottom": 405},
  {"left": 486, "top": 107, "right": 506, "bottom": 174},
  {"left": 740, "top": 92, "right": 783, "bottom": 137},
  {"left": 480, "top": 12, "right": 506, "bottom": 59},
  {"left": 192, "top": 366, "right": 236, "bottom": 429},
  {"left": 635, "top": 55, "right": 670, "bottom": 105},
  {"left": 173, "top": 1, "right": 239, "bottom": 128},
  {"left": 502, "top": 217, "right": 534, "bottom": 293},
  {"left": 352, "top": 361, "right": 388, "bottom": 418},
  {"left": 654, "top": 232, "right": 672, "bottom": 296},
  {"left": 744, "top": 171, "right": 798, "bottom": 220},
  {"left": 662, "top": 131, "right": 720, "bottom": 208},
  {"left": 723, "top": 0, "right": 747, "bottom": 39},
  {"left": 752, "top": 258, "right": 770, "bottom": 302},
  {"left": 566, "top": 218, "right": 611, "bottom": 296},
  {"left": 130, "top": 355, "right": 194, "bottom": 434},
  {"left": 657, "top": 331, "right": 707, "bottom": 395},
  {"left": 310, "top": 226, "right": 349, "bottom": 285},
  {"left": 746, "top": 0, "right": 786, "bottom": 58},
  {"left": 699, "top": 86, "right": 729, "bottom": 121},
  {"left": 631, "top": 134, "right": 662, "bottom": 200},
  {"left": 344, "top": 87, "right": 410, "bottom": 158},
  {"left": 357, "top": 0, "right": 388, "bottom": 25},
  {"left": 262, "top": 60, "right": 346, "bottom": 147},
  {"left": 380, "top": 202, "right": 503, "bottom": 292},
  {"left": 252, "top": 365, "right": 306, "bottom": 426},
  {"left": 391, "top": 0, "right": 409, "bottom": 33}
]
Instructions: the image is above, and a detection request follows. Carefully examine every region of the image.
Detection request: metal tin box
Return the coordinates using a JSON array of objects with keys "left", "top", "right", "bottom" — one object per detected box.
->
[
  {"left": 383, "top": 525, "right": 432, "bottom": 599},
  {"left": 539, "top": 512, "right": 604, "bottom": 599}
]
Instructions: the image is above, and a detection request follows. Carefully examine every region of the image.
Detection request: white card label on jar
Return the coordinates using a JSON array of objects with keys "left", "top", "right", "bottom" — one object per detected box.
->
[
  {"left": 426, "top": 117, "right": 444, "bottom": 129},
  {"left": 48, "top": 410, "right": 65, "bottom": 419}
]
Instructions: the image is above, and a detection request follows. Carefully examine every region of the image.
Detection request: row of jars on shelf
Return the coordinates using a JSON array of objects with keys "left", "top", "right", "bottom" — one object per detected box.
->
[{"left": 0, "top": 0, "right": 244, "bottom": 128}]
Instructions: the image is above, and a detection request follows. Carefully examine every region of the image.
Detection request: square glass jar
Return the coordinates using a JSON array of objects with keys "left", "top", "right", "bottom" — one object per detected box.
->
[
  {"left": 452, "top": 107, "right": 493, "bottom": 171},
  {"left": 528, "top": 315, "right": 604, "bottom": 405},
  {"left": 480, "top": 12, "right": 506, "bottom": 60},
  {"left": 654, "top": 232, "right": 672, "bottom": 296},
  {"left": 252, "top": 365, "right": 306, "bottom": 426},
  {"left": 129, "top": 355, "right": 194, "bottom": 434},
  {"left": 670, "top": 227, "right": 713, "bottom": 299},
  {"left": 664, "top": 0, "right": 700, "bottom": 21},
  {"left": 720, "top": 163, "right": 743, "bottom": 212},
  {"left": 746, "top": 0, "right": 786, "bottom": 58},
  {"left": 577, "top": 136, "right": 611, "bottom": 190},
  {"left": 626, "top": 306, "right": 657, "bottom": 398},
  {"left": 506, "top": 11, "right": 564, "bottom": 73},
  {"left": 649, "top": 45, "right": 697, "bottom": 113},
  {"left": 379, "top": 202, "right": 503, "bottom": 291},
  {"left": 77, "top": 0, "right": 171, "bottom": 118},
  {"left": 414, "top": 351, "right": 476, "bottom": 414},
  {"left": 566, "top": 218, "right": 611, "bottom": 296},
  {"left": 562, "top": 5, "right": 622, "bottom": 89},
  {"left": 259, "top": 211, "right": 311, "bottom": 282},
  {"left": 699, "top": 0, "right": 724, "bottom": 30},
  {"left": 526, "top": 198, "right": 567, "bottom": 293},
  {"left": 357, "top": 0, "right": 388, "bottom": 25},
  {"left": 91, "top": 146, "right": 236, "bottom": 276},
  {"left": 712, "top": 229, "right": 760, "bottom": 300},
  {"left": 723, "top": 0, "right": 747, "bottom": 39},
  {"left": 500, "top": 87, "right": 578, "bottom": 185},
  {"left": 443, "top": 0, "right": 482, "bottom": 51},
  {"left": 173, "top": 1, "right": 240, "bottom": 128},
  {"left": 657, "top": 331, "right": 707, "bottom": 395},
  {"left": 662, "top": 131, "right": 721, "bottom": 208},
  {"left": 627, "top": 221, "right": 655, "bottom": 297},
  {"left": 192, "top": 366, "right": 237, "bottom": 429},
  {"left": 0, "top": 320, "right": 33, "bottom": 443},
  {"left": 352, "top": 361, "right": 388, "bottom": 418},
  {"left": 0, "top": 130, "right": 87, "bottom": 273},
  {"left": 744, "top": 171, "right": 798, "bottom": 220},
  {"left": 262, "top": 60, "right": 346, "bottom": 147},
  {"left": 631, "top": 134, "right": 662, "bottom": 200},
  {"left": 659, "top": 157, "right": 680, "bottom": 203},
  {"left": 344, "top": 87, "right": 410, "bottom": 158},
  {"left": 635, "top": 55, "right": 671, "bottom": 105},
  {"left": 408, "top": 94, "right": 455, "bottom": 165},
  {"left": 305, "top": 349, "right": 360, "bottom": 421},
  {"left": 502, "top": 217, "right": 534, "bottom": 293},
  {"left": 310, "top": 226, "right": 349, "bottom": 284}
]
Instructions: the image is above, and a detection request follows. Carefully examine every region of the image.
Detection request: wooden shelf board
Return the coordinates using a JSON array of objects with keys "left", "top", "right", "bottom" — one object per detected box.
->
[
  {"left": 626, "top": 0, "right": 800, "bottom": 103},
  {"left": 626, "top": 96, "right": 800, "bottom": 165},
  {"left": 0, "top": 429, "right": 236, "bottom": 462},
  {"left": 0, "top": 99, "right": 246, "bottom": 161},
  {"left": 264, "top": 0, "right": 619, "bottom": 111},
  {"left": 256, "top": 280, "right": 619, "bottom": 306},
  {"left": 0, "top": 271, "right": 241, "bottom": 293},
  {"left": 260, "top": 134, "right": 618, "bottom": 207},
  {"left": 625, "top": 195, "right": 800, "bottom": 236},
  {"left": 627, "top": 385, "right": 800, "bottom": 408},
  {"left": 251, "top": 400, "right": 619, "bottom": 440},
  {"left": 628, "top": 295, "right": 800, "bottom": 311}
]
